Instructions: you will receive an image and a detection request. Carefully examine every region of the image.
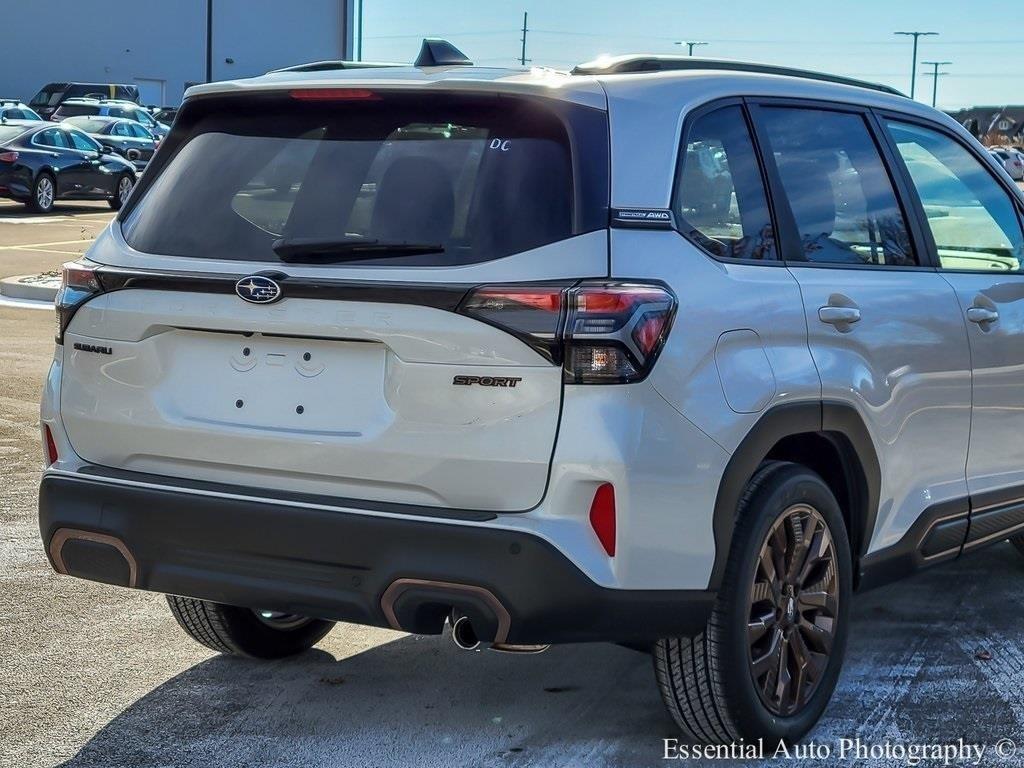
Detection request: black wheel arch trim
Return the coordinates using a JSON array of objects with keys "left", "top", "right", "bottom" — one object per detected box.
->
[{"left": 709, "top": 400, "right": 881, "bottom": 590}]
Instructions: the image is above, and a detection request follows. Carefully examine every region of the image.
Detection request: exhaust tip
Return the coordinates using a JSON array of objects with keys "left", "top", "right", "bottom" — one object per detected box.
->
[{"left": 451, "top": 615, "right": 481, "bottom": 651}]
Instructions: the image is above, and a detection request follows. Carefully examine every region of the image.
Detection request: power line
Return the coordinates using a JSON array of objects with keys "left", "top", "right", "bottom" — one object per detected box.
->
[{"left": 894, "top": 31, "right": 938, "bottom": 99}]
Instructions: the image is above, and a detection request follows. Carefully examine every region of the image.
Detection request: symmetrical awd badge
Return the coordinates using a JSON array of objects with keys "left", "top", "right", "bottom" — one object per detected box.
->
[{"left": 235, "top": 276, "right": 282, "bottom": 304}]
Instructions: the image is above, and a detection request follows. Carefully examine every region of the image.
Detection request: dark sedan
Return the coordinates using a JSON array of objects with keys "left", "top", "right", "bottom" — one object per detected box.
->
[
  {"left": 0, "top": 121, "right": 136, "bottom": 212},
  {"left": 61, "top": 116, "right": 157, "bottom": 171}
]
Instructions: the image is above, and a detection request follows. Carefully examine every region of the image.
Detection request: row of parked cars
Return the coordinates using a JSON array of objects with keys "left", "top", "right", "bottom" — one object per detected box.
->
[
  {"left": 0, "top": 83, "right": 176, "bottom": 212},
  {"left": 988, "top": 145, "right": 1024, "bottom": 180}
]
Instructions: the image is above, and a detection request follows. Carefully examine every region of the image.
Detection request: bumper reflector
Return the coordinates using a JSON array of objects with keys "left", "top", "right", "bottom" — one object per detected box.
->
[{"left": 589, "top": 483, "right": 616, "bottom": 557}]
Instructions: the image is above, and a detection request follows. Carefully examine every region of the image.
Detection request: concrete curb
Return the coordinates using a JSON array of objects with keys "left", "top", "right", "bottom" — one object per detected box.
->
[{"left": 0, "top": 274, "right": 59, "bottom": 302}]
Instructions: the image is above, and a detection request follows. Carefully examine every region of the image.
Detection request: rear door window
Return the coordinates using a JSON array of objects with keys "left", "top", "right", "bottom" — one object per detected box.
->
[
  {"left": 121, "top": 92, "right": 608, "bottom": 266},
  {"left": 674, "top": 105, "right": 777, "bottom": 261},
  {"left": 759, "top": 107, "right": 917, "bottom": 267}
]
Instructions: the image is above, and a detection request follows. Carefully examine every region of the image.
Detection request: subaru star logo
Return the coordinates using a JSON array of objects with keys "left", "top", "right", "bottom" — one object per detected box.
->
[{"left": 235, "top": 276, "right": 282, "bottom": 304}]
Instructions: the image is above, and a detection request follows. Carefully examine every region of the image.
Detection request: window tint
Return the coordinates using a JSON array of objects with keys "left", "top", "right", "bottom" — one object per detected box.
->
[
  {"left": 129, "top": 123, "right": 152, "bottom": 140},
  {"left": 888, "top": 121, "right": 1024, "bottom": 272},
  {"left": 4, "top": 108, "right": 25, "bottom": 120},
  {"left": 36, "top": 128, "right": 69, "bottom": 148},
  {"left": 761, "top": 107, "right": 916, "bottom": 266},
  {"left": 111, "top": 122, "right": 131, "bottom": 137},
  {"left": 121, "top": 92, "right": 608, "bottom": 267},
  {"left": 67, "top": 130, "right": 99, "bottom": 152},
  {"left": 674, "top": 105, "right": 776, "bottom": 260},
  {"left": 56, "top": 104, "right": 98, "bottom": 118}
]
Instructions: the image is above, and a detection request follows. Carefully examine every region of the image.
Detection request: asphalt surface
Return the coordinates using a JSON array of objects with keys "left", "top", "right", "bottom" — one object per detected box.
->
[{"left": 5, "top": 200, "right": 1024, "bottom": 768}]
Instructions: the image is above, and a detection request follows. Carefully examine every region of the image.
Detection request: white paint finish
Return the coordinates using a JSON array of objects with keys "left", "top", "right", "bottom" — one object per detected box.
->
[
  {"left": 612, "top": 230, "right": 819, "bottom": 453},
  {"left": 59, "top": 324, "right": 563, "bottom": 511},
  {"left": 89, "top": 225, "right": 608, "bottom": 285},
  {"left": 941, "top": 273, "right": 1024, "bottom": 498},
  {"left": 714, "top": 330, "right": 776, "bottom": 414},
  {"left": 788, "top": 267, "right": 973, "bottom": 552}
]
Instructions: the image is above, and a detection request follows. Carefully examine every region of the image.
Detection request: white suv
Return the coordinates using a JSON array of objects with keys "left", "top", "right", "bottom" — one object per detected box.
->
[{"left": 39, "top": 42, "right": 1024, "bottom": 744}]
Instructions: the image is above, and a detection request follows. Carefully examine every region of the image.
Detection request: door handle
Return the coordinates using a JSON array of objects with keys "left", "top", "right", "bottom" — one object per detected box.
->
[
  {"left": 818, "top": 306, "right": 862, "bottom": 325},
  {"left": 967, "top": 307, "right": 999, "bottom": 325}
]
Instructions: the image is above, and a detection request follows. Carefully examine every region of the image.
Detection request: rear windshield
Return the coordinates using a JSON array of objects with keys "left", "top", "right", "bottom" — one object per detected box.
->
[
  {"left": 63, "top": 117, "right": 110, "bottom": 133},
  {"left": 55, "top": 104, "right": 99, "bottom": 118},
  {"left": 120, "top": 91, "right": 608, "bottom": 266},
  {"left": 30, "top": 86, "right": 64, "bottom": 107},
  {"left": 0, "top": 125, "right": 30, "bottom": 143}
]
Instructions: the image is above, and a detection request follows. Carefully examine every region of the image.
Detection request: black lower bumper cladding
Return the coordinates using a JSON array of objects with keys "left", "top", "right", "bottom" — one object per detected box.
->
[{"left": 39, "top": 470, "right": 714, "bottom": 645}]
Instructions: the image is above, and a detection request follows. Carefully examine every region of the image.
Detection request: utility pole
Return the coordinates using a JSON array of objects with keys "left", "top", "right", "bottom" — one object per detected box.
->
[
  {"left": 921, "top": 60, "right": 951, "bottom": 108},
  {"left": 205, "top": 0, "right": 213, "bottom": 83},
  {"left": 519, "top": 12, "right": 529, "bottom": 66},
  {"left": 356, "top": 0, "right": 363, "bottom": 61},
  {"left": 675, "top": 41, "right": 708, "bottom": 56},
  {"left": 894, "top": 31, "right": 938, "bottom": 99}
]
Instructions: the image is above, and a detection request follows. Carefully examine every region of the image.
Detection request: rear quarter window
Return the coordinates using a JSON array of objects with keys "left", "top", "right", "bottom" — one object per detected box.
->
[{"left": 120, "top": 92, "right": 608, "bottom": 267}]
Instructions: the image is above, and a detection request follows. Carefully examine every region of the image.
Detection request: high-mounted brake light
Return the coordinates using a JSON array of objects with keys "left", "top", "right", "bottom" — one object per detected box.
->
[
  {"left": 55, "top": 259, "right": 104, "bottom": 345},
  {"left": 458, "top": 281, "right": 676, "bottom": 383},
  {"left": 0, "top": 151, "right": 19, "bottom": 163},
  {"left": 289, "top": 88, "right": 380, "bottom": 101}
]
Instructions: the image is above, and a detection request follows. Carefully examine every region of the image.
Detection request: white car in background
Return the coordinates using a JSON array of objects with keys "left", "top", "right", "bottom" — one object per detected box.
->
[{"left": 989, "top": 147, "right": 1024, "bottom": 180}]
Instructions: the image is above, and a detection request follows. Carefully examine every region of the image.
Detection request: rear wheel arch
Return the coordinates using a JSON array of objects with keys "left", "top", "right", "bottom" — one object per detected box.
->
[{"left": 709, "top": 401, "right": 880, "bottom": 590}]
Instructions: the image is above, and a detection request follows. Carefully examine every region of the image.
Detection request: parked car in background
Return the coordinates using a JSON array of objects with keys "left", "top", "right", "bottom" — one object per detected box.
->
[
  {"left": 29, "top": 82, "right": 139, "bottom": 120},
  {"left": 150, "top": 106, "right": 179, "bottom": 125},
  {"left": 51, "top": 98, "right": 169, "bottom": 139},
  {"left": 0, "top": 99, "right": 43, "bottom": 122},
  {"left": 988, "top": 147, "right": 1024, "bottom": 180},
  {"left": 0, "top": 121, "right": 136, "bottom": 212},
  {"left": 61, "top": 116, "right": 157, "bottom": 171}
]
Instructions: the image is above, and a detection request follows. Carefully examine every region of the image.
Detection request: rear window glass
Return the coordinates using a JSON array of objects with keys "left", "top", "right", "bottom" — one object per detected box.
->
[
  {"left": 120, "top": 92, "right": 608, "bottom": 266},
  {"left": 64, "top": 118, "right": 110, "bottom": 133},
  {"left": 55, "top": 104, "right": 99, "bottom": 118},
  {"left": 0, "top": 125, "right": 30, "bottom": 142}
]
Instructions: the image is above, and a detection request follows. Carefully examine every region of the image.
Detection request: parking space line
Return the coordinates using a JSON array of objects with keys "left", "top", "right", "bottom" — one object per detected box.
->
[
  {"left": 6, "top": 246, "right": 84, "bottom": 256},
  {"left": 0, "top": 239, "right": 96, "bottom": 250}
]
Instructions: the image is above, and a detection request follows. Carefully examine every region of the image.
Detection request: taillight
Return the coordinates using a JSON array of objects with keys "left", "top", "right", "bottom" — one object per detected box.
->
[
  {"left": 458, "top": 281, "right": 676, "bottom": 383},
  {"left": 44, "top": 424, "right": 59, "bottom": 466},
  {"left": 55, "top": 259, "right": 104, "bottom": 344},
  {"left": 0, "top": 151, "right": 18, "bottom": 163}
]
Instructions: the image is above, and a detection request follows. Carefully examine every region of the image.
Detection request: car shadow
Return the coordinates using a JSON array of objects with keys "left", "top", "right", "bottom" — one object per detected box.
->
[
  {"left": 0, "top": 202, "right": 111, "bottom": 217},
  {"left": 56, "top": 544, "right": 1024, "bottom": 768}
]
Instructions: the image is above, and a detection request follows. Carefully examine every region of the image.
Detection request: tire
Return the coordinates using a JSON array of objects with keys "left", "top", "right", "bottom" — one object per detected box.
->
[
  {"left": 654, "top": 461, "right": 852, "bottom": 744},
  {"left": 166, "top": 595, "right": 335, "bottom": 659},
  {"left": 108, "top": 173, "right": 134, "bottom": 210},
  {"left": 28, "top": 172, "right": 55, "bottom": 213}
]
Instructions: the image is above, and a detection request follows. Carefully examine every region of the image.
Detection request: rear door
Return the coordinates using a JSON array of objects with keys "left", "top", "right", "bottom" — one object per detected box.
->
[
  {"left": 882, "top": 117, "right": 1024, "bottom": 508},
  {"left": 60, "top": 88, "right": 609, "bottom": 512},
  {"left": 751, "top": 102, "right": 973, "bottom": 552}
]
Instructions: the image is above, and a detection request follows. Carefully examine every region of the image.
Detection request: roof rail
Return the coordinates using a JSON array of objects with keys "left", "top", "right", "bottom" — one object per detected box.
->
[
  {"left": 271, "top": 60, "right": 402, "bottom": 74},
  {"left": 571, "top": 56, "right": 905, "bottom": 97}
]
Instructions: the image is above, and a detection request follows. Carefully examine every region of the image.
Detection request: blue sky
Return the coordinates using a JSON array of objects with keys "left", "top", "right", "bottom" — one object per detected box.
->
[{"left": 361, "top": 0, "right": 1023, "bottom": 109}]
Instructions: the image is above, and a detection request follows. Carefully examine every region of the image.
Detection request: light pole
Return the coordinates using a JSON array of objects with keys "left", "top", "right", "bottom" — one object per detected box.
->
[
  {"left": 675, "top": 41, "right": 708, "bottom": 56},
  {"left": 205, "top": 0, "right": 213, "bottom": 82},
  {"left": 894, "top": 31, "right": 938, "bottom": 99},
  {"left": 921, "top": 61, "right": 951, "bottom": 108}
]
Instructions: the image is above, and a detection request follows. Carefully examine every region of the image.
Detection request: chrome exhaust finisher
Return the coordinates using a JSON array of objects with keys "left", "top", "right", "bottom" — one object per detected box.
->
[{"left": 451, "top": 615, "right": 482, "bottom": 651}]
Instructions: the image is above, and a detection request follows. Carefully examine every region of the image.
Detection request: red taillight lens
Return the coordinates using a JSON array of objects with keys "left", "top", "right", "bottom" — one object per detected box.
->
[
  {"left": 0, "top": 151, "right": 19, "bottom": 163},
  {"left": 44, "top": 424, "right": 59, "bottom": 466},
  {"left": 458, "top": 281, "right": 675, "bottom": 382},
  {"left": 56, "top": 259, "right": 104, "bottom": 344},
  {"left": 589, "top": 483, "right": 616, "bottom": 557},
  {"left": 458, "top": 284, "right": 568, "bottom": 362},
  {"left": 289, "top": 88, "right": 380, "bottom": 101},
  {"left": 565, "top": 282, "right": 676, "bottom": 384}
]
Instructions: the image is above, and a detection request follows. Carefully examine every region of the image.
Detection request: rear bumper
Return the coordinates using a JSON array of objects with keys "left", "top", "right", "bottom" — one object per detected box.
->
[{"left": 38, "top": 470, "right": 715, "bottom": 644}]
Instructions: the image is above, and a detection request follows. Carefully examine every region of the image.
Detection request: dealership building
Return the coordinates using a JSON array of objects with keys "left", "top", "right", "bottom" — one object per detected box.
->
[{"left": 2, "top": 0, "right": 356, "bottom": 107}]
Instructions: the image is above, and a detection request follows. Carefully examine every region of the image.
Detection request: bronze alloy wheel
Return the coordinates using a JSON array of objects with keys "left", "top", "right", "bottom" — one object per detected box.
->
[{"left": 747, "top": 503, "right": 839, "bottom": 717}]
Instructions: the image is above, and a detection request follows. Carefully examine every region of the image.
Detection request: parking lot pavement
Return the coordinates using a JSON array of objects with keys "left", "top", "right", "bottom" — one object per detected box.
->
[
  {"left": 2, "top": 306, "right": 1024, "bottom": 768},
  {"left": 0, "top": 200, "right": 113, "bottom": 281}
]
